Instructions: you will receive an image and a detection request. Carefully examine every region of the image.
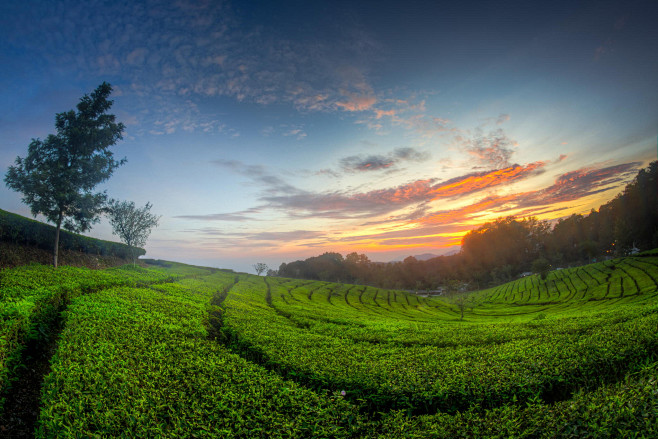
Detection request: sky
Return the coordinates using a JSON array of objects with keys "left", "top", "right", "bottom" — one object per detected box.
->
[{"left": 1, "top": 0, "right": 657, "bottom": 273}]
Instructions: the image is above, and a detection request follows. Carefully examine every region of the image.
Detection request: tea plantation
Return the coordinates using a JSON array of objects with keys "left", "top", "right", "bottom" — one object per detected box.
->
[{"left": 1, "top": 256, "right": 657, "bottom": 437}]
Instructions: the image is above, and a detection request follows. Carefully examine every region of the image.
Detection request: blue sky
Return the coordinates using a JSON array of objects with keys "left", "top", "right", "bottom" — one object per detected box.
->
[{"left": 1, "top": 0, "right": 656, "bottom": 273}]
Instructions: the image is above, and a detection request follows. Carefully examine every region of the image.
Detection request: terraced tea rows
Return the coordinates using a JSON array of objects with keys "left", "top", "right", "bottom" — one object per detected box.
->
[
  {"left": 1, "top": 256, "right": 657, "bottom": 437},
  {"left": 216, "top": 259, "right": 658, "bottom": 416}
]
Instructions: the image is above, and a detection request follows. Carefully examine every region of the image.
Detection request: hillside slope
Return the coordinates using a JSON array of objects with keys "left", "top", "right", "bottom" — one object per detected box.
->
[
  {"left": 0, "top": 208, "right": 142, "bottom": 269},
  {"left": 0, "top": 257, "right": 654, "bottom": 437}
]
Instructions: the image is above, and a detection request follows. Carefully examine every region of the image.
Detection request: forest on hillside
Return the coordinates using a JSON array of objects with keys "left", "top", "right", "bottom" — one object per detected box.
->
[{"left": 277, "top": 161, "right": 658, "bottom": 290}]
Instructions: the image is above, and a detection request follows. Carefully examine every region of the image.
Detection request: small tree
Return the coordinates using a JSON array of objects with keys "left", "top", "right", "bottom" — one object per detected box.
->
[
  {"left": 531, "top": 257, "right": 551, "bottom": 280},
  {"left": 253, "top": 263, "right": 268, "bottom": 276},
  {"left": 454, "top": 294, "right": 471, "bottom": 320},
  {"left": 107, "top": 200, "right": 160, "bottom": 266},
  {"left": 4, "top": 82, "right": 125, "bottom": 267},
  {"left": 445, "top": 279, "right": 470, "bottom": 320}
]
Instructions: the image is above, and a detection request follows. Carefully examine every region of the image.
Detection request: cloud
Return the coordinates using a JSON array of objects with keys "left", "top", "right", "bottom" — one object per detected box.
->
[
  {"left": 412, "top": 194, "right": 520, "bottom": 227},
  {"left": 340, "top": 154, "right": 396, "bottom": 172},
  {"left": 374, "top": 109, "right": 396, "bottom": 119},
  {"left": 180, "top": 227, "right": 326, "bottom": 252},
  {"left": 411, "top": 161, "right": 642, "bottom": 227},
  {"left": 212, "top": 159, "right": 301, "bottom": 195},
  {"left": 339, "top": 147, "right": 430, "bottom": 173},
  {"left": 392, "top": 114, "right": 452, "bottom": 138},
  {"left": 335, "top": 93, "right": 377, "bottom": 112},
  {"left": 315, "top": 168, "right": 342, "bottom": 178},
  {"left": 428, "top": 162, "right": 546, "bottom": 200},
  {"left": 126, "top": 48, "right": 147, "bottom": 66},
  {"left": 178, "top": 161, "right": 641, "bottom": 254},
  {"left": 514, "top": 162, "right": 641, "bottom": 208},
  {"left": 8, "top": 0, "right": 382, "bottom": 123},
  {"left": 278, "top": 124, "right": 307, "bottom": 140},
  {"left": 175, "top": 208, "right": 262, "bottom": 222},
  {"left": 496, "top": 114, "right": 510, "bottom": 125},
  {"left": 261, "top": 162, "right": 545, "bottom": 219},
  {"left": 360, "top": 95, "right": 452, "bottom": 137},
  {"left": 282, "top": 128, "right": 307, "bottom": 140},
  {"left": 393, "top": 147, "right": 429, "bottom": 161},
  {"left": 457, "top": 128, "right": 518, "bottom": 169},
  {"left": 203, "top": 159, "right": 635, "bottom": 232},
  {"left": 247, "top": 230, "right": 325, "bottom": 242}
]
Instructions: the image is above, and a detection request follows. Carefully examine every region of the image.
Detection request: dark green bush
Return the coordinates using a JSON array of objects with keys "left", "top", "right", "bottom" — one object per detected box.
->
[{"left": 0, "top": 209, "right": 143, "bottom": 260}]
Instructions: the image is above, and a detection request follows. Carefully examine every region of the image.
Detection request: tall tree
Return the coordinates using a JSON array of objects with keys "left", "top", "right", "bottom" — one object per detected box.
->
[
  {"left": 4, "top": 82, "right": 125, "bottom": 267},
  {"left": 107, "top": 200, "right": 160, "bottom": 266}
]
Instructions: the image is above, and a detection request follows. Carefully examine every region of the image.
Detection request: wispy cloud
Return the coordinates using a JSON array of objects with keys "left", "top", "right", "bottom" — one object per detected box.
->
[
  {"left": 212, "top": 159, "right": 301, "bottom": 195},
  {"left": 412, "top": 161, "right": 642, "bottom": 227},
  {"left": 456, "top": 128, "right": 518, "bottom": 169},
  {"left": 335, "top": 93, "right": 377, "bottom": 112},
  {"left": 340, "top": 147, "right": 430, "bottom": 173},
  {"left": 263, "top": 124, "right": 308, "bottom": 140},
  {"left": 175, "top": 208, "right": 263, "bottom": 222},
  {"left": 176, "top": 160, "right": 641, "bottom": 254},
  {"left": 514, "top": 162, "right": 641, "bottom": 208},
  {"left": 189, "top": 227, "right": 324, "bottom": 242},
  {"left": 257, "top": 162, "right": 546, "bottom": 219},
  {"left": 428, "top": 162, "right": 546, "bottom": 199},
  {"left": 8, "top": 0, "right": 383, "bottom": 134},
  {"left": 280, "top": 124, "right": 308, "bottom": 140}
]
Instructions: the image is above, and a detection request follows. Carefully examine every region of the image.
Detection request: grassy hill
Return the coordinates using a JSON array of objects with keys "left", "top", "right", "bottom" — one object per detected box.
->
[
  {"left": 0, "top": 208, "right": 143, "bottom": 269},
  {"left": 0, "top": 255, "right": 657, "bottom": 437}
]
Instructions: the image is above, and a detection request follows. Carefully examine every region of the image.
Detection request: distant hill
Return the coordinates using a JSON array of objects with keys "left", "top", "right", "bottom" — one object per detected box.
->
[
  {"left": 390, "top": 249, "right": 459, "bottom": 262},
  {"left": 0, "top": 208, "right": 142, "bottom": 269}
]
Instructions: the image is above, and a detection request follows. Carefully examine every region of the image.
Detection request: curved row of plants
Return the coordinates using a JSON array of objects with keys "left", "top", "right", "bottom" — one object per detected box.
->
[
  {"left": 5, "top": 258, "right": 655, "bottom": 437},
  {"left": 36, "top": 275, "right": 368, "bottom": 438},
  {"left": 0, "top": 263, "right": 177, "bottom": 411},
  {"left": 216, "top": 258, "right": 658, "bottom": 415}
]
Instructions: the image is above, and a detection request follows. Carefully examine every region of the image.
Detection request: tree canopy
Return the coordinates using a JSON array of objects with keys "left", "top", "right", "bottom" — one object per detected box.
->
[
  {"left": 253, "top": 263, "right": 268, "bottom": 276},
  {"left": 4, "top": 82, "right": 125, "bottom": 267},
  {"left": 107, "top": 200, "right": 160, "bottom": 266}
]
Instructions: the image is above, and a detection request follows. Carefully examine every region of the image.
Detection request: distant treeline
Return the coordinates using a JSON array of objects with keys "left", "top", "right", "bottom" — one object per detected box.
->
[
  {"left": 277, "top": 161, "right": 658, "bottom": 290},
  {"left": 0, "top": 208, "right": 144, "bottom": 261}
]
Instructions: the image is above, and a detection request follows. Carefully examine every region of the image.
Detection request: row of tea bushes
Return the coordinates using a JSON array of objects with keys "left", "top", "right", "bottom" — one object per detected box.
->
[
  {"left": 0, "top": 208, "right": 143, "bottom": 259},
  {"left": 0, "top": 264, "right": 175, "bottom": 410}
]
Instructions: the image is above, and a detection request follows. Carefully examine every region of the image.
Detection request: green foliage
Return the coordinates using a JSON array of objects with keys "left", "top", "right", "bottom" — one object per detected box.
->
[
  {"left": 215, "top": 263, "right": 658, "bottom": 416},
  {"left": 4, "top": 82, "right": 125, "bottom": 266},
  {"left": 531, "top": 257, "right": 551, "bottom": 280},
  {"left": 253, "top": 262, "right": 268, "bottom": 276},
  {"left": 0, "top": 264, "right": 174, "bottom": 413},
  {"left": 0, "top": 208, "right": 144, "bottom": 260},
  {"left": 37, "top": 282, "right": 366, "bottom": 438},
  {"left": 107, "top": 200, "right": 160, "bottom": 265},
  {"left": 1, "top": 257, "right": 657, "bottom": 436}
]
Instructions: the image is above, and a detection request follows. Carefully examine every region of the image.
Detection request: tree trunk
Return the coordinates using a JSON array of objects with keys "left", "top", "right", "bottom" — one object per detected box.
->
[{"left": 53, "top": 212, "right": 63, "bottom": 268}]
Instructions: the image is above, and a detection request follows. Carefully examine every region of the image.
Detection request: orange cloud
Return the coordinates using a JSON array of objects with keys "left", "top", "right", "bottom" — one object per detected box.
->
[
  {"left": 411, "top": 162, "right": 641, "bottom": 229},
  {"left": 429, "top": 162, "right": 546, "bottom": 200},
  {"left": 413, "top": 194, "right": 519, "bottom": 226},
  {"left": 374, "top": 109, "right": 397, "bottom": 119},
  {"left": 335, "top": 94, "right": 377, "bottom": 112}
]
